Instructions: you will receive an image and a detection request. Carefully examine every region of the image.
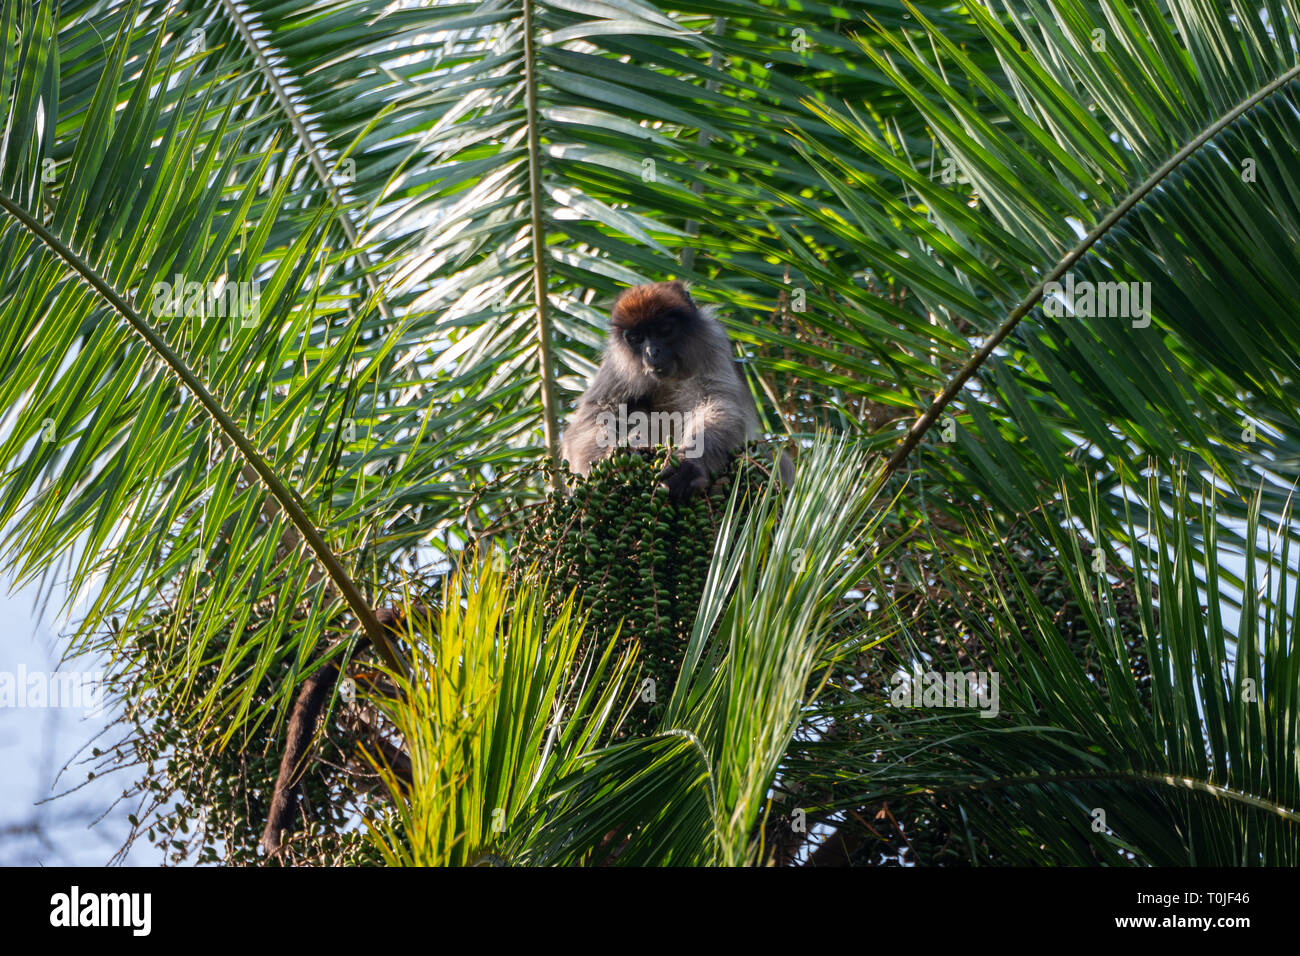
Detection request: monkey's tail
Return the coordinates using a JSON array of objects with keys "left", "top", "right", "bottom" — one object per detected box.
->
[
  {"left": 259, "top": 607, "right": 414, "bottom": 861},
  {"left": 259, "top": 661, "right": 341, "bottom": 858}
]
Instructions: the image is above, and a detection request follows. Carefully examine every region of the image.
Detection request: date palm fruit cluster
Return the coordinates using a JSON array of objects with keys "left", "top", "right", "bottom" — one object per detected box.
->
[{"left": 513, "top": 444, "right": 776, "bottom": 729}]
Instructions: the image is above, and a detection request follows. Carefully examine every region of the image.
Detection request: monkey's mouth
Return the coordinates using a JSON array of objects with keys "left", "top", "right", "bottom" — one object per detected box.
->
[{"left": 644, "top": 362, "right": 673, "bottom": 379}]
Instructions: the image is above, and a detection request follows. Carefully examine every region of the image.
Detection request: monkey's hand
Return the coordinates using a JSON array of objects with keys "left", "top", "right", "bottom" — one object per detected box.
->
[{"left": 656, "top": 456, "right": 708, "bottom": 500}]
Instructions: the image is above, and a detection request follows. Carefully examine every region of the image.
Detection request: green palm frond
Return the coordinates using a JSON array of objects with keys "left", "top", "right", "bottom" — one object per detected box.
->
[
  {"left": 366, "top": 561, "right": 636, "bottom": 867},
  {"left": 0, "top": 3, "right": 404, "bottom": 736},
  {"left": 804, "top": 473, "right": 1300, "bottom": 865},
  {"left": 749, "top": 0, "right": 1300, "bottom": 579}
]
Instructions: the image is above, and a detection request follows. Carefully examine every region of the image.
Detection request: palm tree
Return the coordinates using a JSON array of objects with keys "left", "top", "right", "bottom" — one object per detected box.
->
[{"left": 2, "top": 0, "right": 1297, "bottom": 865}]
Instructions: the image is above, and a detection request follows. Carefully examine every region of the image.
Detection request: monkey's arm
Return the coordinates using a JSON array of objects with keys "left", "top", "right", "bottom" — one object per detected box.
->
[
  {"left": 684, "top": 393, "right": 754, "bottom": 474},
  {"left": 559, "top": 397, "right": 613, "bottom": 478},
  {"left": 657, "top": 384, "right": 758, "bottom": 498}
]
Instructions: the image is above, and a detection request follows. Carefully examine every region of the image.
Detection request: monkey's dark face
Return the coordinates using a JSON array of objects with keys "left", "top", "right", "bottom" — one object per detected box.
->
[
  {"left": 619, "top": 319, "right": 684, "bottom": 380},
  {"left": 610, "top": 281, "right": 700, "bottom": 383}
]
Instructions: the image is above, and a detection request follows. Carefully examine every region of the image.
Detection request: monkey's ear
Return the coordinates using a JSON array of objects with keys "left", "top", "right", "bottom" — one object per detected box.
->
[{"left": 669, "top": 280, "right": 696, "bottom": 308}]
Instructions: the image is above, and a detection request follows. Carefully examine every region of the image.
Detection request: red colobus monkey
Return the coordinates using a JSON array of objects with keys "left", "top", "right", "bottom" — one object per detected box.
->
[{"left": 560, "top": 281, "right": 787, "bottom": 498}]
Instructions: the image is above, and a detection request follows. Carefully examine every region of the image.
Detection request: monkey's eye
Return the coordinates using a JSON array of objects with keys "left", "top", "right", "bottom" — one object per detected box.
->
[{"left": 624, "top": 331, "right": 643, "bottom": 347}]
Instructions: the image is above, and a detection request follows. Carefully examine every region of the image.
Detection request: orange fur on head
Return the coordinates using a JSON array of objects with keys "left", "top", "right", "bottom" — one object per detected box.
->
[{"left": 610, "top": 280, "right": 695, "bottom": 329}]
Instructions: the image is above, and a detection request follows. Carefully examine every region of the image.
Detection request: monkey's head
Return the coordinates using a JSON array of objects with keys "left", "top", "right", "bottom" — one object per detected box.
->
[{"left": 609, "top": 281, "right": 702, "bottom": 383}]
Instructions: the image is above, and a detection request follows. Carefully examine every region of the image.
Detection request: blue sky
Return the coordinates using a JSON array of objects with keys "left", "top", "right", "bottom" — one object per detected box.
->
[{"left": 0, "top": 579, "right": 163, "bottom": 866}]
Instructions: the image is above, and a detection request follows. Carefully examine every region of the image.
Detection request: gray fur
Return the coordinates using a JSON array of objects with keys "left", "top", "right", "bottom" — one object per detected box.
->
[{"left": 560, "top": 304, "right": 759, "bottom": 479}]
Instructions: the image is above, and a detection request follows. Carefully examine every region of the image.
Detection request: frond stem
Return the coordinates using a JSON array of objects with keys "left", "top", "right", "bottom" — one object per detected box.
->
[
  {"left": 0, "top": 190, "right": 401, "bottom": 672},
  {"left": 885, "top": 62, "right": 1300, "bottom": 475}
]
